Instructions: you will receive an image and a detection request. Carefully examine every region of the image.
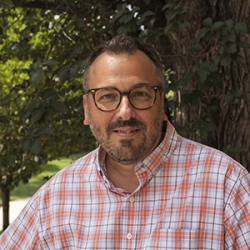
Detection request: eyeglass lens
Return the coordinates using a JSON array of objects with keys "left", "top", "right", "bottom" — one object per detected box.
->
[{"left": 93, "top": 85, "right": 157, "bottom": 111}]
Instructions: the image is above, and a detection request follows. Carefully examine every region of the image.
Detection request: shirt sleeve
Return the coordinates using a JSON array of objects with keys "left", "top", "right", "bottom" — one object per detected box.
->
[
  {"left": 224, "top": 166, "right": 250, "bottom": 249},
  {"left": 0, "top": 191, "right": 40, "bottom": 249}
]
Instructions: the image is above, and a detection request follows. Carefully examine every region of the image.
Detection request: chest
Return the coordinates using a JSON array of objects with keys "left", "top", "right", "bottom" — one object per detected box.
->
[{"left": 38, "top": 174, "right": 225, "bottom": 249}]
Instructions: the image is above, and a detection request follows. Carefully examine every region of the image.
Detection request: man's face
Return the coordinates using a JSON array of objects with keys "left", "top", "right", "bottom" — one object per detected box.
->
[{"left": 83, "top": 50, "right": 167, "bottom": 165}]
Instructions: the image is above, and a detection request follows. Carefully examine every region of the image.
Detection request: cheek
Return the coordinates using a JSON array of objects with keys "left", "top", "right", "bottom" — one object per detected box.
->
[{"left": 85, "top": 108, "right": 112, "bottom": 130}]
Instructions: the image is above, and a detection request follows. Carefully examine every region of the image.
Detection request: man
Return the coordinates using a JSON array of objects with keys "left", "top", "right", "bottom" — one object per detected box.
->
[{"left": 0, "top": 35, "right": 249, "bottom": 249}]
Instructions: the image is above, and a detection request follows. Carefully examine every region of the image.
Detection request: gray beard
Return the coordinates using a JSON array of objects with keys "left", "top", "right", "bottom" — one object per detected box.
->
[{"left": 98, "top": 118, "right": 163, "bottom": 165}]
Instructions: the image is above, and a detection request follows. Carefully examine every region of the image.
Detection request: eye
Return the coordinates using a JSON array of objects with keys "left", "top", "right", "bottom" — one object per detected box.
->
[
  {"left": 96, "top": 89, "right": 119, "bottom": 103},
  {"left": 101, "top": 93, "right": 115, "bottom": 99},
  {"left": 131, "top": 87, "right": 152, "bottom": 100}
]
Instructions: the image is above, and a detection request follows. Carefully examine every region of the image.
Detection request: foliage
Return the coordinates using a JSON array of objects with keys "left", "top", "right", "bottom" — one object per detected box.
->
[
  {"left": 0, "top": 7, "right": 93, "bottom": 187},
  {"left": 0, "top": 0, "right": 248, "bottom": 229},
  {"left": 0, "top": 6, "right": 98, "bottom": 229}
]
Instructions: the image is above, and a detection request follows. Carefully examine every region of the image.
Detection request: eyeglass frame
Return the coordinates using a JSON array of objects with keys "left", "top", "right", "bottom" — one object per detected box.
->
[{"left": 85, "top": 85, "right": 163, "bottom": 112}]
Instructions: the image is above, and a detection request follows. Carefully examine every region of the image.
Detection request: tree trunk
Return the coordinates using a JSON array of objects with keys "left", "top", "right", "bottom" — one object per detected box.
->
[
  {"left": 164, "top": 0, "right": 250, "bottom": 171},
  {"left": 215, "top": 0, "right": 250, "bottom": 169},
  {"left": 1, "top": 176, "right": 11, "bottom": 231}
]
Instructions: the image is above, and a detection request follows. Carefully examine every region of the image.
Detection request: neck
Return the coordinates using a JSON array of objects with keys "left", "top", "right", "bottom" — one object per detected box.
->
[{"left": 106, "top": 156, "right": 139, "bottom": 193}]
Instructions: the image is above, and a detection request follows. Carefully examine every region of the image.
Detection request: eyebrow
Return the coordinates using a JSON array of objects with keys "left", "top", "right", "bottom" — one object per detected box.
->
[{"left": 98, "top": 82, "right": 152, "bottom": 89}]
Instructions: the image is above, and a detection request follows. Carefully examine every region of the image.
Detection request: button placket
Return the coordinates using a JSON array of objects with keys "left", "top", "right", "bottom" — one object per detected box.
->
[
  {"left": 126, "top": 233, "right": 133, "bottom": 240},
  {"left": 129, "top": 196, "right": 135, "bottom": 203}
]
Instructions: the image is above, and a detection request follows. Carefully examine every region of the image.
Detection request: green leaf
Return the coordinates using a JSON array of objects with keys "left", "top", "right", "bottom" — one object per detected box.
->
[
  {"left": 205, "top": 31, "right": 216, "bottom": 42},
  {"left": 29, "top": 68, "right": 44, "bottom": 87},
  {"left": 238, "top": 41, "right": 248, "bottom": 49},
  {"left": 57, "top": 64, "right": 70, "bottom": 81},
  {"left": 213, "top": 21, "right": 224, "bottom": 30},
  {"left": 30, "top": 106, "right": 45, "bottom": 124},
  {"left": 170, "top": 79, "right": 185, "bottom": 91},
  {"left": 225, "top": 42, "right": 237, "bottom": 53},
  {"left": 177, "top": 22, "right": 186, "bottom": 32},
  {"left": 234, "top": 22, "right": 247, "bottom": 33},
  {"left": 165, "top": 9, "right": 178, "bottom": 20},
  {"left": 0, "top": 0, "right": 14, "bottom": 7},
  {"left": 119, "top": 13, "right": 133, "bottom": 24},
  {"left": 50, "top": 101, "right": 68, "bottom": 113},
  {"left": 162, "top": 3, "right": 172, "bottom": 11},
  {"left": 117, "top": 25, "right": 128, "bottom": 34},
  {"left": 225, "top": 93, "right": 234, "bottom": 104},
  {"left": 36, "top": 127, "right": 53, "bottom": 136},
  {"left": 223, "top": 145, "right": 243, "bottom": 156},
  {"left": 30, "top": 137, "right": 42, "bottom": 155},
  {"left": 0, "top": 115, "right": 9, "bottom": 124},
  {"left": 4, "top": 155, "right": 15, "bottom": 166},
  {"left": 75, "top": 18, "right": 85, "bottom": 28},
  {"left": 111, "top": 4, "right": 126, "bottom": 23},
  {"left": 225, "top": 89, "right": 247, "bottom": 104},
  {"left": 22, "top": 138, "right": 31, "bottom": 152},
  {"left": 225, "top": 19, "right": 234, "bottom": 29},
  {"left": 198, "top": 27, "right": 210, "bottom": 39},
  {"left": 234, "top": 89, "right": 247, "bottom": 99},
  {"left": 226, "top": 30, "right": 236, "bottom": 42},
  {"left": 137, "top": 11, "right": 154, "bottom": 26},
  {"left": 232, "top": 54, "right": 243, "bottom": 63},
  {"left": 197, "top": 69, "right": 210, "bottom": 82},
  {"left": 189, "top": 90, "right": 203, "bottom": 106},
  {"left": 221, "top": 54, "right": 231, "bottom": 66},
  {"left": 230, "top": 147, "right": 243, "bottom": 154},
  {"left": 164, "top": 23, "right": 174, "bottom": 34},
  {"left": 202, "top": 18, "right": 213, "bottom": 27},
  {"left": 44, "top": 59, "right": 59, "bottom": 66},
  {"left": 70, "top": 63, "right": 79, "bottom": 77},
  {"left": 42, "top": 88, "right": 57, "bottom": 99}
]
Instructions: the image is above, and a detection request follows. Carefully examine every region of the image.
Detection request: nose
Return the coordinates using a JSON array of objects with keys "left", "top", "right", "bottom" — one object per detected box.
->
[{"left": 116, "top": 96, "right": 135, "bottom": 120}]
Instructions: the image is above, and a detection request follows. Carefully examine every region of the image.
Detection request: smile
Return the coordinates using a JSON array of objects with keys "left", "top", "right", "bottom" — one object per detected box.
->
[
  {"left": 113, "top": 127, "right": 140, "bottom": 137},
  {"left": 114, "top": 129, "right": 139, "bottom": 133}
]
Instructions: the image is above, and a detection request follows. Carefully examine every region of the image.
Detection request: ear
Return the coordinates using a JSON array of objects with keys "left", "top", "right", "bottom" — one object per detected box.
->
[{"left": 83, "top": 95, "right": 90, "bottom": 125}]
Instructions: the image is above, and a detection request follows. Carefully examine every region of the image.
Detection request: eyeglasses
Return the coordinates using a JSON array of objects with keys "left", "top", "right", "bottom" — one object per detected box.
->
[{"left": 86, "top": 85, "right": 162, "bottom": 112}]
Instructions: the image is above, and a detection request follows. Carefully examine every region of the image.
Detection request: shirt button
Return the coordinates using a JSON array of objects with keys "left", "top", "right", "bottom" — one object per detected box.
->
[
  {"left": 129, "top": 196, "right": 135, "bottom": 203},
  {"left": 126, "top": 233, "right": 133, "bottom": 240}
]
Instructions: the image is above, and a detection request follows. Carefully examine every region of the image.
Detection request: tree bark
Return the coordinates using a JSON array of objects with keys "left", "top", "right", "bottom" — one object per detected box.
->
[
  {"left": 163, "top": 0, "right": 250, "bottom": 170},
  {"left": 1, "top": 176, "right": 11, "bottom": 231}
]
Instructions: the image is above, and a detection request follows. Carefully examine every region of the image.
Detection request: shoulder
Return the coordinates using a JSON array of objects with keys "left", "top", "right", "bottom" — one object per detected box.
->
[
  {"left": 173, "top": 134, "right": 249, "bottom": 183},
  {"left": 54, "top": 148, "right": 99, "bottom": 178},
  {"left": 35, "top": 148, "right": 100, "bottom": 198}
]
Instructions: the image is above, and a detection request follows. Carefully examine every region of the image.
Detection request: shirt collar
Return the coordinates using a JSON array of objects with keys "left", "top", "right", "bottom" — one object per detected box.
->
[
  {"left": 134, "top": 120, "right": 178, "bottom": 185},
  {"left": 96, "top": 120, "right": 179, "bottom": 191}
]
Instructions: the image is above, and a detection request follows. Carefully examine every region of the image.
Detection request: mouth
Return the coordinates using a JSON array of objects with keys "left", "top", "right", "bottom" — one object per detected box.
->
[
  {"left": 114, "top": 128, "right": 140, "bottom": 133},
  {"left": 107, "top": 118, "right": 146, "bottom": 137},
  {"left": 113, "top": 127, "right": 140, "bottom": 137}
]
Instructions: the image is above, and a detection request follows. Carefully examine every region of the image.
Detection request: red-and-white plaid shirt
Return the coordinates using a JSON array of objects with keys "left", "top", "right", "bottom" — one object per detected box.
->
[{"left": 1, "top": 121, "right": 250, "bottom": 249}]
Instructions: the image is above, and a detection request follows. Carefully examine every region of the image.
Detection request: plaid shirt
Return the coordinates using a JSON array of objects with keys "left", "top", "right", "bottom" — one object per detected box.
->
[{"left": 1, "top": 121, "right": 250, "bottom": 249}]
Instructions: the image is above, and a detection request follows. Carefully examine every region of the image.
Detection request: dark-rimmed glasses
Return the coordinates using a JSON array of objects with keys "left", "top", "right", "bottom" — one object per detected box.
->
[{"left": 86, "top": 85, "right": 162, "bottom": 112}]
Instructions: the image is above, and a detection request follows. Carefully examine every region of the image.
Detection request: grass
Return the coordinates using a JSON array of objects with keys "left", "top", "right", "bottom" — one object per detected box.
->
[{"left": 10, "top": 157, "right": 75, "bottom": 201}]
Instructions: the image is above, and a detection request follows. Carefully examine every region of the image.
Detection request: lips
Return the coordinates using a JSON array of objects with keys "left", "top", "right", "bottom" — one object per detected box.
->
[
  {"left": 114, "top": 128, "right": 139, "bottom": 134},
  {"left": 113, "top": 127, "right": 140, "bottom": 138}
]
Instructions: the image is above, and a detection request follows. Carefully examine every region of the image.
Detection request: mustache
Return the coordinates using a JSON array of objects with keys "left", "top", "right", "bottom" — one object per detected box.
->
[{"left": 107, "top": 118, "right": 146, "bottom": 131}]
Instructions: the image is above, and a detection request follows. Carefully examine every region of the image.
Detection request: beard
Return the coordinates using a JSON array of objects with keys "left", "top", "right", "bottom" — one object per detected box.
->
[{"left": 89, "top": 115, "right": 164, "bottom": 165}]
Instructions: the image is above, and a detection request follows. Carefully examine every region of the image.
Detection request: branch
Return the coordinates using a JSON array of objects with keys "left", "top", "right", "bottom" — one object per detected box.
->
[{"left": 13, "top": 0, "right": 68, "bottom": 12}]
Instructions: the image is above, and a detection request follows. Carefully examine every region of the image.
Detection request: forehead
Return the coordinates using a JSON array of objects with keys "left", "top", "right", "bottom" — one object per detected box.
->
[{"left": 87, "top": 50, "right": 158, "bottom": 89}]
